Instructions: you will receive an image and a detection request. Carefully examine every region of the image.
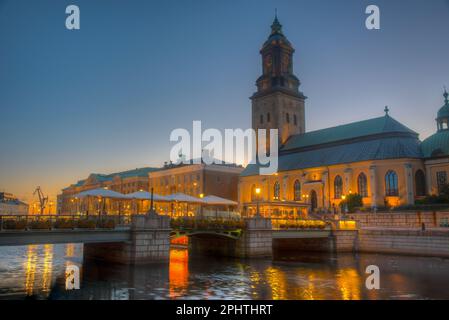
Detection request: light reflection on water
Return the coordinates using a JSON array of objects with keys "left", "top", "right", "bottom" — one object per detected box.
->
[{"left": 1, "top": 244, "right": 449, "bottom": 299}]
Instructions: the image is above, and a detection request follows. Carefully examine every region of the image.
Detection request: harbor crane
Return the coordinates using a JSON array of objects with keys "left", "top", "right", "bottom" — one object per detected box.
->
[{"left": 33, "top": 186, "right": 48, "bottom": 215}]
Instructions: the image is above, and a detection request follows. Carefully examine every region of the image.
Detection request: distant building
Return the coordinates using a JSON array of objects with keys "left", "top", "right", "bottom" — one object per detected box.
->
[
  {"left": 239, "top": 16, "right": 449, "bottom": 216},
  {"left": 0, "top": 192, "right": 29, "bottom": 215},
  {"left": 149, "top": 161, "right": 244, "bottom": 201},
  {"left": 58, "top": 167, "right": 158, "bottom": 214}
]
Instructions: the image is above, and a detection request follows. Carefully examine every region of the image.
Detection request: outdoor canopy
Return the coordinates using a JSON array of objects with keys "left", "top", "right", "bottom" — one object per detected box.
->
[
  {"left": 164, "top": 193, "right": 204, "bottom": 204},
  {"left": 75, "top": 188, "right": 129, "bottom": 199},
  {"left": 124, "top": 191, "right": 170, "bottom": 202},
  {"left": 201, "top": 195, "right": 238, "bottom": 206}
]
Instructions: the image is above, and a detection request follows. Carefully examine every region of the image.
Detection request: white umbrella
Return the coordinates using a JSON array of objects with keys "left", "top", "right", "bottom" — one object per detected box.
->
[
  {"left": 201, "top": 195, "right": 238, "bottom": 206},
  {"left": 75, "top": 188, "right": 128, "bottom": 199},
  {"left": 165, "top": 193, "right": 204, "bottom": 204},
  {"left": 125, "top": 191, "right": 170, "bottom": 202}
]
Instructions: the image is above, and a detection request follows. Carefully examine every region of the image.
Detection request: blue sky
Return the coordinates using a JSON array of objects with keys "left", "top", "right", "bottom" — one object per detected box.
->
[{"left": 0, "top": 0, "right": 448, "bottom": 202}]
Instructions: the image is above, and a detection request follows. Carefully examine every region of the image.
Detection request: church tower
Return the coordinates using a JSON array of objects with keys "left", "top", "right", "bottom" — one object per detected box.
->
[{"left": 251, "top": 15, "right": 306, "bottom": 148}]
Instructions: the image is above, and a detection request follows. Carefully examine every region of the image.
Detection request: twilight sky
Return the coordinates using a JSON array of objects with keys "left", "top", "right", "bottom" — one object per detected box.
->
[{"left": 0, "top": 0, "right": 448, "bottom": 203}]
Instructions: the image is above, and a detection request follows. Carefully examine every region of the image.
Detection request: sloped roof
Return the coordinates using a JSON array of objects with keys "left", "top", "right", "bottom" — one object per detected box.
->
[
  {"left": 241, "top": 115, "right": 422, "bottom": 177},
  {"left": 281, "top": 115, "right": 418, "bottom": 152},
  {"left": 421, "top": 130, "right": 449, "bottom": 158}
]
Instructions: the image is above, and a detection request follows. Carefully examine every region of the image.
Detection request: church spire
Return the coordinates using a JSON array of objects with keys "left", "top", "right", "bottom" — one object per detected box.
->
[
  {"left": 271, "top": 10, "right": 283, "bottom": 35},
  {"left": 444, "top": 87, "right": 448, "bottom": 105}
]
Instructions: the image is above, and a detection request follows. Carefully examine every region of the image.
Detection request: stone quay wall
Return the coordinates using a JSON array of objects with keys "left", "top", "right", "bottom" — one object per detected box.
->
[
  {"left": 349, "top": 211, "right": 449, "bottom": 229},
  {"left": 357, "top": 228, "right": 449, "bottom": 257},
  {"left": 235, "top": 217, "right": 273, "bottom": 258}
]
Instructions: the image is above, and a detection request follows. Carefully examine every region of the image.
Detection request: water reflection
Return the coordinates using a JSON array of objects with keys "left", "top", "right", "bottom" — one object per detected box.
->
[{"left": 1, "top": 244, "right": 449, "bottom": 299}]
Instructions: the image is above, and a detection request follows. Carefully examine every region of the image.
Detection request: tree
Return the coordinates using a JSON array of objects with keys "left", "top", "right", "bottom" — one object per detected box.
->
[{"left": 339, "top": 194, "right": 364, "bottom": 213}]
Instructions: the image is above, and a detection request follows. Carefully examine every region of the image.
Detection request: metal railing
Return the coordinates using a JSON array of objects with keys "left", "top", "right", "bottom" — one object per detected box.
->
[{"left": 0, "top": 214, "right": 132, "bottom": 232}]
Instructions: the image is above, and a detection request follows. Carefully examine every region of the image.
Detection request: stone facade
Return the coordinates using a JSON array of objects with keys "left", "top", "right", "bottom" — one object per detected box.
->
[{"left": 350, "top": 211, "right": 449, "bottom": 228}]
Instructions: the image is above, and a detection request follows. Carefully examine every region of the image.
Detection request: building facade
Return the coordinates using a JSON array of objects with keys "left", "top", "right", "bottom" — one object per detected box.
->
[
  {"left": 58, "top": 167, "right": 158, "bottom": 214},
  {"left": 0, "top": 192, "right": 29, "bottom": 215},
  {"left": 149, "top": 161, "right": 243, "bottom": 201},
  {"left": 239, "top": 16, "right": 449, "bottom": 216}
]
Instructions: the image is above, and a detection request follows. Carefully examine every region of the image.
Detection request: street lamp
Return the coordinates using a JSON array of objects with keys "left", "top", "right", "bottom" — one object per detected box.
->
[
  {"left": 341, "top": 195, "right": 348, "bottom": 214},
  {"left": 255, "top": 187, "right": 261, "bottom": 217}
]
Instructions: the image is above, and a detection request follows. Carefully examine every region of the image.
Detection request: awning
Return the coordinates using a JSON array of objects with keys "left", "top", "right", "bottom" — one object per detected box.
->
[
  {"left": 202, "top": 195, "right": 238, "bottom": 206},
  {"left": 125, "top": 191, "right": 170, "bottom": 202},
  {"left": 75, "top": 188, "right": 128, "bottom": 199},
  {"left": 165, "top": 193, "right": 204, "bottom": 204}
]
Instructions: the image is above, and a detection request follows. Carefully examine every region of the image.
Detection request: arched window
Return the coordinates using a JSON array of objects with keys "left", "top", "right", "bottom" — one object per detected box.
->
[
  {"left": 293, "top": 180, "right": 301, "bottom": 201},
  {"left": 357, "top": 173, "right": 368, "bottom": 197},
  {"left": 415, "top": 170, "right": 426, "bottom": 196},
  {"left": 267, "top": 113, "right": 271, "bottom": 122},
  {"left": 251, "top": 184, "right": 256, "bottom": 201},
  {"left": 334, "top": 175, "right": 343, "bottom": 199},
  {"left": 385, "top": 170, "right": 399, "bottom": 196},
  {"left": 274, "top": 182, "right": 280, "bottom": 200},
  {"left": 286, "top": 113, "right": 290, "bottom": 123},
  {"left": 294, "top": 114, "right": 297, "bottom": 126},
  {"left": 260, "top": 114, "right": 264, "bottom": 124}
]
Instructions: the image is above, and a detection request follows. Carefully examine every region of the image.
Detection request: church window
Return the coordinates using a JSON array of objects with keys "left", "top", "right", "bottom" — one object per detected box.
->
[
  {"left": 357, "top": 173, "right": 368, "bottom": 197},
  {"left": 274, "top": 182, "right": 280, "bottom": 200},
  {"left": 437, "top": 171, "right": 447, "bottom": 194},
  {"left": 334, "top": 175, "right": 343, "bottom": 199},
  {"left": 385, "top": 170, "right": 399, "bottom": 196},
  {"left": 293, "top": 180, "right": 301, "bottom": 201},
  {"left": 415, "top": 170, "right": 426, "bottom": 197}
]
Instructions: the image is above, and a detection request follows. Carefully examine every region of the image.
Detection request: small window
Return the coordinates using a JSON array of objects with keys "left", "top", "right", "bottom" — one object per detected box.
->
[
  {"left": 294, "top": 114, "right": 297, "bottom": 126},
  {"left": 334, "top": 175, "right": 343, "bottom": 199},
  {"left": 274, "top": 182, "right": 280, "bottom": 200},
  {"left": 357, "top": 173, "right": 368, "bottom": 197},
  {"left": 385, "top": 170, "right": 399, "bottom": 196},
  {"left": 437, "top": 171, "right": 447, "bottom": 194},
  {"left": 267, "top": 113, "right": 271, "bottom": 123},
  {"left": 286, "top": 113, "right": 290, "bottom": 123},
  {"left": 415, "top": 170, "right": 426, "bottom": 196},
  {"left": 293, "top": 180, "right": 301, "bottom": 201},
  {"left": 260, "top": 114, "right": 264, "bottom": 124}
]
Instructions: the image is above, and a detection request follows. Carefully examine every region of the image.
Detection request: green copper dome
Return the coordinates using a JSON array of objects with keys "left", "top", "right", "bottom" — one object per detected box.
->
[{"left": 421, "top": 130, "right": 449, "bottom": 158}]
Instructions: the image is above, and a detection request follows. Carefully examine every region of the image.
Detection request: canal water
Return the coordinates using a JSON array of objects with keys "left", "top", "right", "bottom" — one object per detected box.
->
[{"left": 1, "top": 244, "right": 449, "bottom": 300}]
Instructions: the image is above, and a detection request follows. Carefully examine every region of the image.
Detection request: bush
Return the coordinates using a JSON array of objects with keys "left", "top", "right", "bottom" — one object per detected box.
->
[
  {"left": 29, "top": 220, "right": 51, "bottom": 230},
  {"left": 54, "top": 219, "right": 75, "bottom": 229},
  {"left": 77, "top": 219, "right": 96, "bottom": 229},
  {"left": 97, "top": 219, "right": 115, "bottom": 229},
  {"left": 340, "top": 194, "right": 364, "bottom": 213},
  {"left": 2, "top": 219, "right": 27, "bottom": 230}
]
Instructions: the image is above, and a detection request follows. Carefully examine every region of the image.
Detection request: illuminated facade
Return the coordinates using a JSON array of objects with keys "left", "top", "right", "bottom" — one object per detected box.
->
[
  {"left": 58, "top": 167, "right": 157, "bottom": 214},
  {"left": 239, "top": 17, "right": 449, "bottom": 216},
  {"left": 149, "top": 161, "right": 243, "bottom": 201}
]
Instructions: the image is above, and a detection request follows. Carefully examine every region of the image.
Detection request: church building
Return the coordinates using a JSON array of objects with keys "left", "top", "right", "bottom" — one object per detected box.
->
[{"left": 238, "top": 16, "right": 449, "bottom": 217}]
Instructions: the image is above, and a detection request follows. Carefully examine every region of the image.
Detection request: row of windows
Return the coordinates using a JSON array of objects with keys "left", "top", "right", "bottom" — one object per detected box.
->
[
  {"left": 259, "top": 113, "right": 298, "bottom": 125},
  {"left": 251, "top": 169, "right": 428, "bottom": 202}
]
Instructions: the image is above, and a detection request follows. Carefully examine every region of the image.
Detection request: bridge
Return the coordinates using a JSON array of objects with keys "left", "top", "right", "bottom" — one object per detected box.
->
[{"left": 0, "top": 214, "right": 356, "bottom": 264}]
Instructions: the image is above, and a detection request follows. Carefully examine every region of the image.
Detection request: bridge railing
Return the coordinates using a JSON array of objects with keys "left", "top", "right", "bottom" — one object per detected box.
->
[
  {"left": 170, "top": 216, "right": 245, "bottom": 231},
  {"left": 270, "top": 218, "right": 329, "bottom": 230},
  {"left": 0, "top": 214, "right": 132, "bottom": 231}
]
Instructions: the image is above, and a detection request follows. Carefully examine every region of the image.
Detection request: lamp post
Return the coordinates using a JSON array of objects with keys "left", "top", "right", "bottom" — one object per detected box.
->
[
  {"left": 342, "top": 195, "right": 348, "bottom": 215},
  {"left": 255, "top": 187, "right": 261, "bottom": 218}
]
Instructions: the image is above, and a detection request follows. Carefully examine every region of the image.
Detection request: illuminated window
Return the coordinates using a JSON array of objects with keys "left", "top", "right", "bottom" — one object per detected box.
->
[
  {"left": 357, "top": 173, "right": 368, "bottom": 197},
  {"left": 274, "top": 182, "right": 280, "bottom": 200},
  {"left": 293, "top": 180, "right": 301, "bottom": 201},
  {"left": 385, "top": 170, "right": 399, "bottom": 196},
  {"left": 334, "top": 175, "right": 343, "bottom": 199}
]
